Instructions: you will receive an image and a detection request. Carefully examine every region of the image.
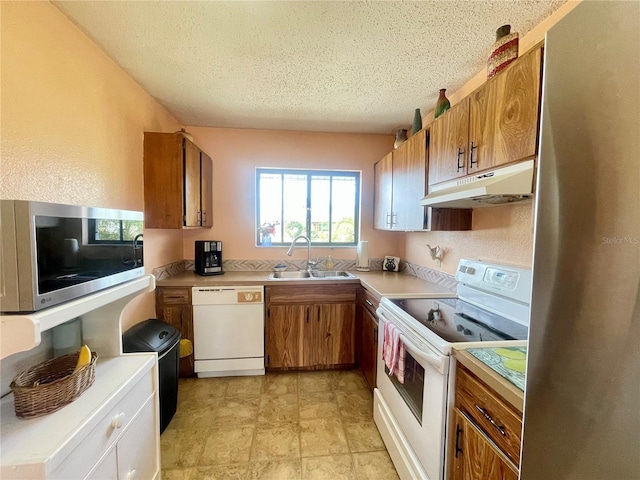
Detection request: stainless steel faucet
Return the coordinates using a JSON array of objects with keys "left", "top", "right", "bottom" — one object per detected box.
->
[
  {"left": 286, "top": 235, "right": 317, "bottom": 272},
  {"left": 132, "top": 233, "right": 144, "bottom": 267}
]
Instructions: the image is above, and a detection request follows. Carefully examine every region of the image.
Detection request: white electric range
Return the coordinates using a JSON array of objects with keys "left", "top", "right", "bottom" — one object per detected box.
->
[{"left": 374, "top": 259, "right": 531, "bottom": 480}]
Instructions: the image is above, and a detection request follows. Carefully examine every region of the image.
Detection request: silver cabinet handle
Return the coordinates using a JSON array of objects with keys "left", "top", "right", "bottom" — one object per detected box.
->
[
  {"left": 470, "top": 141, "right": 478, "bottom": 168},
  {"left": 456, "top": 148, "right": 465, "bottom": 172},
  {"left": 474, "top": 404, "right": 506, "bottom": 436},
  {"left": 365, "top": 299, "right": 374, "bottom": 307}
]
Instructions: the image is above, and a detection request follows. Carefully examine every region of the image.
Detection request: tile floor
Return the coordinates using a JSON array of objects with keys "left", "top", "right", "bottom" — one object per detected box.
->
[{"left": 161, "top": 370, "right": 400, "bottom": 480}]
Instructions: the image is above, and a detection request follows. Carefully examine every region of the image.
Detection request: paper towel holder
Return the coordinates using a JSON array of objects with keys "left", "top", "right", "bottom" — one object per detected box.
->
[{"left": 356, "top": 241, "right": 370, "bottom": 271}]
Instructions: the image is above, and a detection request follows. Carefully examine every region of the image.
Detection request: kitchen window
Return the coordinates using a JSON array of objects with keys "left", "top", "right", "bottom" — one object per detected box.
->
[
  {"left": 256, "top": 168, "right": 360, "bottom": 247},
  {"left": 88, "top": 219, "right": 143, "bottom": 244}
]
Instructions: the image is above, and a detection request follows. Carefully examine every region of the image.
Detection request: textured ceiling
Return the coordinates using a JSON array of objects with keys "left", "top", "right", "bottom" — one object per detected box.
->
[{"left": 53, "top": 1, "right": 565, "bottom": 135}]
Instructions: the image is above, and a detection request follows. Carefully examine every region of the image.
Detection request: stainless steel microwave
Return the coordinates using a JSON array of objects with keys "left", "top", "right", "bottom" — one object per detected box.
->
[{"left": 1, "top": 200, "right": 145, "bottom": 313}]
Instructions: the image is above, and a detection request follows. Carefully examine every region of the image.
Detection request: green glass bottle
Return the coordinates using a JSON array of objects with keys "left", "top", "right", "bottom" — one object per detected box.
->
[
  {"left": 434, "top": 89, "right": 451, "bottom": 119},
  {"left": 412, "top": 108, "right": 422, "bottom": 135}
]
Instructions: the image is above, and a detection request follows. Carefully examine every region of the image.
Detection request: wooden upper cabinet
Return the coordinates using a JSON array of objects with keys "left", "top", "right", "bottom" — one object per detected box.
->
[
  {"left": 392, "top": 129, "right": 428, "bottom": 231},
  {"left": 429, "top": 99, "right": 470, "bottom": 186},
  {"left": 143, "top": 133, "right": 184, "bottom": 229},
  {"left": 183, "top": 139, "right": 201, "bottom": 227},
  {"left": 200, "top": 151, "right": 213, "bottom": 227},
  {"left": 469, "top": 47, "right": 542, "bottom": 173},
  {"left": 374, "top": 130, "right": 471, "bottom": 232},
  {"left": 374, "top": 130, "right": 428, "bottom": 231},
  {"left": 373, "top": 152, "right": 393, "bottom": 229},
  {"left": 143, "top": 132, "right": 213, "bottom": 229},
  {"left": 429, "top": 47, "right": 542, "bottom": 187}
]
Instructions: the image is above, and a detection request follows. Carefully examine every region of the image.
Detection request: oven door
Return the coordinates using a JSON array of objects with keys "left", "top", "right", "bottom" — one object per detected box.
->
[{"left": 375, "top": 305, "right": 450, "bottom": 480}]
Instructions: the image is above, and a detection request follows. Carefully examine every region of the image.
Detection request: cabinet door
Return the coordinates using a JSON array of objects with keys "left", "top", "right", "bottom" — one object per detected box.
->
[
  {"left": 450, "top": 410, "right": 518, "bottom": 480},
  {"left": 373, "top": 152, "right": 393, "bottom": 230},
  {"left": 156, "top": 288, "right": 194, "bottom": 378},
  {"left": 266, "top": 305, "right": 305, "bottom": 368},
  {"left": 392, "top": 129, "right": 427, "bottom": 230},
  {"left": 143, "top": 133, "right": 184, "bottom": 228},
  {"left": 183, "top": 139, "right": 202, "bottom": 227},
  {"left": 311, "top": 303, "right": 356, "bottom": 367},
  {"left": 361, "top": 306, "right": 378, "bottom": 391},
  {"left": 87, "top": 448, "right": 118, "bottom": 480},
  {"left": 200, "top": 151, "right": 213, "bottom": 227},
  {"left": 116, "top": 397, "right": 159, "bottom": 480},
  {"left": 469, "top": 48, "right": 542, "bottom": 173},
  {"left": 428, "top": 99, "right": 470, "bottom": 186},
  {"left": 159, "top": 305, "right": 194, "bottom": 378}
]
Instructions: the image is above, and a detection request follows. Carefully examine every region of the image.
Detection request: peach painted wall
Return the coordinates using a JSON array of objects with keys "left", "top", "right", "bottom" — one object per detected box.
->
[
  {"left": 407, "top": 205, "right": 534, "bottom": 273},
  {"left": 182, "top": 127, "right": 402, "bottom": 262},
  {"left": 407, "top": 1, "right": 581, "bottom": 276},
  {"left": 0, "top": 1, "right": 183, "bottom": 329}
]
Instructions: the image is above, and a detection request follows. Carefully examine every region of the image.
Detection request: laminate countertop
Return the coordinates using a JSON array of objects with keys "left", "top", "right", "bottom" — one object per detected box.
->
[{"left": 156, "top": 270, "right": 455, "bottom": 300}]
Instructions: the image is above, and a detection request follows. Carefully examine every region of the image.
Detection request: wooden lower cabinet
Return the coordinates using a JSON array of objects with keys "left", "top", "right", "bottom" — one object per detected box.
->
[
  {"left": 450, "top": 410, "right": 518, "bottom": 480},
  {"left": 313, "top": 303, "right": 355, "bottom": 366},
  {"left": 155, "top": 287, "right": 194, "bottom": 377},
  {"left": 360, "top": 305, "right": 378, "bottom": 391},
  {"left": 449, "top": 363, "right": 522, "bottom": 480},
  {"left": 265, "top": 285, "right": 356, "bottom": 370},
  {"left": 357, "top": 287, "right": 379, "bottom": 391},
  {"left": 266, "top": 304, "right": 305, "bottom": 368}
]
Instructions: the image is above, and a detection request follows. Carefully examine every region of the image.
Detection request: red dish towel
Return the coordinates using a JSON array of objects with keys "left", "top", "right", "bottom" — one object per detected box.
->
[{"left": 382, "top": 320, "right": 406, "bottom": 384}]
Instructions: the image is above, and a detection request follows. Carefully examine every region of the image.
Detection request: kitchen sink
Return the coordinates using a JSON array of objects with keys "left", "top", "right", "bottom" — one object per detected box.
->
[
  {"left": 269, "top": 270, "right": 355, "bottom": 280},
  {"left": 310, "top": 270, "right": 355, "bottom": 278},
  {"left": 270, "top": 271, "right": 312, "bottom": 279}
]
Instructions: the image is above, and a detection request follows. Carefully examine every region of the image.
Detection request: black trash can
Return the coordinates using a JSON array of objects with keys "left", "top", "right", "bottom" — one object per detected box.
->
[{"left": 123, "top": 319, "right": 181, "bottom": 434}]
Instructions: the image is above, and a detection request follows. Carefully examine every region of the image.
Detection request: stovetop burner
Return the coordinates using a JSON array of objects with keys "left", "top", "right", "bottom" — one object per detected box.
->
[{"left": 389, "top": 297, "right": 528, "bottom": 343}]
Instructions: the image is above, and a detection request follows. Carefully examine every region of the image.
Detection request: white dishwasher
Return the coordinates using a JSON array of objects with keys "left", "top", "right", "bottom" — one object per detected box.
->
[{"left": 192, "top": 286, "right": 265, "bottom": 378}]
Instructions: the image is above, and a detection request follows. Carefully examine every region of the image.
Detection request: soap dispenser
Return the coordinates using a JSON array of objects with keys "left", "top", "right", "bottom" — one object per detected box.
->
[{"left": 326, "top": 255, "right": 334, "bottom": 270}]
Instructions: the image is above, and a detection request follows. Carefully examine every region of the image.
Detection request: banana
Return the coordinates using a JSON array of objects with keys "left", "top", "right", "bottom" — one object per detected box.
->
[{"left": 74, "top": 344, "right": 92, "bottom": 372}]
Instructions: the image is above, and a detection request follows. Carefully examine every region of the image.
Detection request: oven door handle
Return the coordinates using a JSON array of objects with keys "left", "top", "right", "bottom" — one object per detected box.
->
[
  {"left": 377, "top": 306, "right": 449, "bottom": 374},
  {"left": 399, "top": 332, "right": 448, "bottom": 374}
]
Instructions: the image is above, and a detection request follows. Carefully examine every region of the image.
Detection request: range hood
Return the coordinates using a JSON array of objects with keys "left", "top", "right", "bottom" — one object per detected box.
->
[{"left": 420, "top": 159, "right": 535, "bottom": 208}]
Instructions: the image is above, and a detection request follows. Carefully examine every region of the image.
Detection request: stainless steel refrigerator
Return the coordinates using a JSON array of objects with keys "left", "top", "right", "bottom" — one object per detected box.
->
[{"left": 521, "top": 1, "right": 640, "bottom": 479}]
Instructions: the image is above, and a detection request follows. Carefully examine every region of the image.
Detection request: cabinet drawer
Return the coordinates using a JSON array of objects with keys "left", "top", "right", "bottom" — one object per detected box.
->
[
  {"left": 455, "top": 364, "right": 522, "bottom": 466},
  {"left": 51, "top": 371, "right": 154, "bottom": 479},
  {"left": 158, "top": 288, "right": 190, "bottom": 304},
  {"left": 358, "top": 287, "right": 379, "bottom": 316},
  {"left": 267, "top": 285, "right": 357, "bottom": 304}
]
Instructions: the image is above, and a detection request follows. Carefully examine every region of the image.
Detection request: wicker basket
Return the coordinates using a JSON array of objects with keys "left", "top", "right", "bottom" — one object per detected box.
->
[{"left": 10, "top": 351, "right": 98, "bottom": 418}]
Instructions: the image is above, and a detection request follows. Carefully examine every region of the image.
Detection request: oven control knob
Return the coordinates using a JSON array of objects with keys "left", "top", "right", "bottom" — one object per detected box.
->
[
  {"left": 245, "top": 293, "right": 254, "bottom": 301},
  {"left": 466, "top": 267, "right": 476, "bottom": 275}
]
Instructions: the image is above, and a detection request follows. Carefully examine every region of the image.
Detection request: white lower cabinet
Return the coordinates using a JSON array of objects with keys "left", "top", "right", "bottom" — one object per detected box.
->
[
  {"left": 87, "top": 449, "right": 117, "bottom": 480},
  {"left": 86, "top": 396, "right": 157, "bottom": 480},
  {"left": 116, "top": 396, "right": 158, "bottom": 480},
  {"left": 1, "top": 354, "right": 160, "bottom": 480}
]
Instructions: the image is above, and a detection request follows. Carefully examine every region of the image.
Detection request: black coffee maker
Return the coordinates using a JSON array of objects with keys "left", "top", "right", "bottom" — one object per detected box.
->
[{"left": 195, "top": 241, "right": 224, "bottom": 276}]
